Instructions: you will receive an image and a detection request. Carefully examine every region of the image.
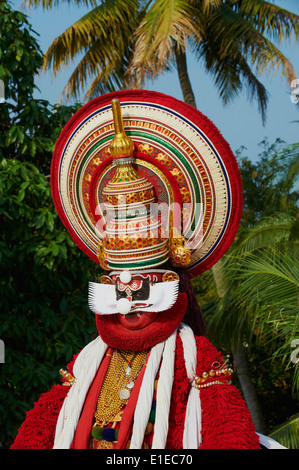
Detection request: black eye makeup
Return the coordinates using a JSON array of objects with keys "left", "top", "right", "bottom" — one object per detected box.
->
[{"left": 115, "top": 281, "right": 150, "bottom": 301}]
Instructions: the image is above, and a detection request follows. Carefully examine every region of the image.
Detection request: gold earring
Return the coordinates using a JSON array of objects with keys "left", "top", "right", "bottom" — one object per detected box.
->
[{"left": 169, "top": 236, "right": 191, "bottom": 267}]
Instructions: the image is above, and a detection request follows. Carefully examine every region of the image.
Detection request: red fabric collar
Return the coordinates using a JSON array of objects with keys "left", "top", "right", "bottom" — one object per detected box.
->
[
  {"left": 95, "top": 293, "right": 188, "bottom": 351},
  {"left": 71, "top": 348, "right": 150, "bottom": 449},
  {"left": 71, "top": 348, "right": 113, "bottom": 449}
]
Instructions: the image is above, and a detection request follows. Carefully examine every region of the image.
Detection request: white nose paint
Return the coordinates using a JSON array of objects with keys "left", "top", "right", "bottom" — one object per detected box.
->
[{"left": 116, "top": 297, "right": 132, "bottom": 315}]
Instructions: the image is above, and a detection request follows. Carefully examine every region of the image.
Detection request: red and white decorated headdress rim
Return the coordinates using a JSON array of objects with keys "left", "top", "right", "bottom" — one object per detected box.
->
[{"left": 51, "top": 89, "right": 243, "bottom": 278}]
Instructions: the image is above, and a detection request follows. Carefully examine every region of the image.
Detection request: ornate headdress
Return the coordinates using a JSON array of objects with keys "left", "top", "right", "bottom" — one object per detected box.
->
[{"left": 51, "top": 90, "right": 242, "bottom": 278}]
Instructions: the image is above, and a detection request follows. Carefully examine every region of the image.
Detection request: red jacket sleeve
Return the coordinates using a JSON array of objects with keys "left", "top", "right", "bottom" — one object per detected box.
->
[
  {"left": 195, "top": 336, "right": 260, "bottom": 449},
  {"left": 11, "top": 352, "right": 80, "bottom": 449},
  {"left": 11, "top": 384, "right": 69, "bottom": 449}
]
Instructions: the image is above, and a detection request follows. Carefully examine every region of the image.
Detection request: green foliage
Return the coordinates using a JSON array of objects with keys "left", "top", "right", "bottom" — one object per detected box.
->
[
  {"left": 1, "top": 0, "right": 298, "bottom": 449},
  {"left": 0, "top": 157, "right": 98, "bottom": 446},
  {"left": 269, "top": 413, "right": 299, "bottom": 450},
  {"left": 224, "top": 248, "right": 299, "bottom": 383},
  {"left": 200, "top": 139, "right": 299, "bottom": 330},
  {"left": 236, "top": 139, "right": 299, "bottom": 224},
  {"left": 199, "top": 139, "right": 299, "bottom": 446},
  {"left": 39, "top": 0, "right": 141, "bottom": 101},
  {"left": 0, "top": 2, "right": 43, "bottom": 103},
  {"left": 0, "top": 2, "right": 99, "bottom": 447},
  {"left": 236, "top": 341, "right": 298, "bottom": 438}
]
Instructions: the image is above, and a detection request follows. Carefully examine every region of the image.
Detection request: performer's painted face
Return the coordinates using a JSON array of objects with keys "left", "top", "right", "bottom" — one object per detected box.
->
[
  {"left": 88, "top": 270, "right": 179, "bottom": 330},
  {"left": 114, "top": 277, "right": 158, "bottom": 329}
]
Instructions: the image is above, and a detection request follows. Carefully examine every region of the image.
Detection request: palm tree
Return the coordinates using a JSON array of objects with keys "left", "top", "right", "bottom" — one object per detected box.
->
[
  {"left": 204, "top": 211, "right": 298, "bottom": 434},
  {"left": 129, "top": 0, "right": 299, "bottom": 122},
  {"left": 24, "top": 0, "right": 299, "bottom": 123}
]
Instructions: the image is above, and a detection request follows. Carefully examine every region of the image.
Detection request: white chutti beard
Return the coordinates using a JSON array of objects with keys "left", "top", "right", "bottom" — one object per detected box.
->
[{"left": 88, "top": 280, "right": 179, "bottom": 315}]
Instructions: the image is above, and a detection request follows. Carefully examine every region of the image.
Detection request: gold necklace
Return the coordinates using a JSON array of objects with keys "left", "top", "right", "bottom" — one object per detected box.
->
[{"left": 94, "top": 349, "right": 148, "bottom": 426}]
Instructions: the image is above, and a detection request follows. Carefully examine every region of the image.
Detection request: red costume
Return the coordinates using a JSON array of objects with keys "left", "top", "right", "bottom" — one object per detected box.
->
[{"left": 11, "top": 334, "right": 259, "bottom": 449}]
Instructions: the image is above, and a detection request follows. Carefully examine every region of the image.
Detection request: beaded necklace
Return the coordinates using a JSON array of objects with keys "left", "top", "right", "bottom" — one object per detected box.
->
[{"left": 93, "top": 349, "right": 148, "bottom": 427}]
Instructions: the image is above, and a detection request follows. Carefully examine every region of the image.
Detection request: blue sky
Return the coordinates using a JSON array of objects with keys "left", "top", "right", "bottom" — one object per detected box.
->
[{"left": 11, "top": 0, "right": 299, "bottom": 160}]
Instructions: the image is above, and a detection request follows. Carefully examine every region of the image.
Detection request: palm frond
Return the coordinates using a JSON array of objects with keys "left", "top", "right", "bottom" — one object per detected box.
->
[
  {"left": 41, "top": 0, "right": 139, "bottom": 99},
  {"left": 232, "top": 213, "right": 295, "bottom": 256},
  {"left": 22, "top": 0, "right": 97, "bottom": 9},
  {"left": 269, "top": 413, "right": 299, "bottom": 449},
  {"left": 237, "top": 0, "right": 299, "bottom": 42},
  {"left": 207, "top": 2, "right": 297, "bottom": 86},
  {"left": 201, "top": 0, "right": 221, "bottom": 13},
  {"left": 197, "top": 37, "right": 269, "bottom": 122},
  {"left": 59, "top": 39, "right": 127, "bottom": 102},
  {"left": 276, "top": 143, "right": 299, "bottom": 212},
  {"left": 83, "top": 67, "right": 125, "bottom": 100},
  {"left": 251, "top": 37, "right": 296, "bottom": 86},
  {"left": 205, "top": 212, "right": 297, "bottom": 348},
  {"left": 229, "top": 250, "right": 299, "bottom": 304},
  {"left": 44, "top": 0, "right": 138, "bottom": 74},
  {"left": 128, "top": 0, "right": 199, "bottom": 85},
  {"left": 211, "top": 249, "right": 299, "bottom": 397},
  {"left": 227, "top": 249, "right": 299, "bottom": 376},
  {"left": 188, "top": 1, "right": 298, "bottom": 121}
]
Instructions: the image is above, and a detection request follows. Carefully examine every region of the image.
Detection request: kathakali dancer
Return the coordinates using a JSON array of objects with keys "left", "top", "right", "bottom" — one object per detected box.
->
[{"left": 11, "top": 90, "right": 279, "bottom": 449}]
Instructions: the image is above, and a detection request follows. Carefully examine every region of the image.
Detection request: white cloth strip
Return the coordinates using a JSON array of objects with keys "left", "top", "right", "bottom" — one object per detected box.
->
[
  {"left": 179, "top": 323, "right": 197, "bottom": 380},
  {"left": 129, "top": 341, "right": 166, "bottom": 449},
  {"left": 179, "top": 324, "right": 202, "bottom": 449},
  {"left": 183, "top": 386, "right": 202, "bottom": 449},
  {"left": 53, "top": 336, "right": 108, "bottom": 449},
  {"left": 151, "top": 329, "right": 177, "bottom": 449},
  {"left": 257, "top": 433, "right": 287, "bottom": 449}
]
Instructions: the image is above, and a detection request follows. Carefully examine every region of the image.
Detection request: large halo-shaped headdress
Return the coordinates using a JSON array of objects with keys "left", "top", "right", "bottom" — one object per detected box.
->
[{"left": 51, "top": 90, "right": 242, "bottom": 278}]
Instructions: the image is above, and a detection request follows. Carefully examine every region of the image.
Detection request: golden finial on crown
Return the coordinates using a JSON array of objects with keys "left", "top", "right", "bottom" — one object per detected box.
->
[{"left": 109, "top": 98, "right": 135, "bottom": 159}]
